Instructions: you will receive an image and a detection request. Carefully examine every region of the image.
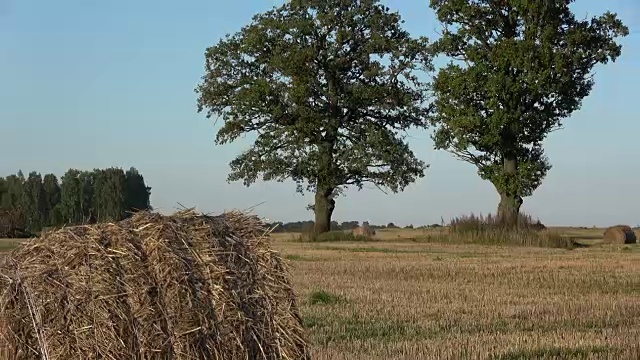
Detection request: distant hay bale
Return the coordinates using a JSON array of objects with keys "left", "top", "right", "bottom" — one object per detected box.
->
[
  {"left": 0, "top": 210, "right": 309, "bottom": 360},
  {"left": 529, "top": 220, "right": 547, "bottom": 231},
  {"left": 352, "top": 226, "right": 375, "bottom": 237},
  {"left": 603, "top": 225, "right": 637, "bottom": 245}
]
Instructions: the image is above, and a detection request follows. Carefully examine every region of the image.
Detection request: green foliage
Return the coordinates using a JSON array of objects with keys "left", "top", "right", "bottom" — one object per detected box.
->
[
  {"left": 124, "top": 167, "right": 152, "bottom": 213},
  {"left": 492, "top": 345, "right": 613, "bottom": 360},
  {"left": 79, "top": 171, "right": 95, "bottom": 222},
  {"left": 303, "top": 313, "right": 428, "bottom": 345},
  {"left": 60, "top": 169, "right": 84, "bottom": 224},
  {"left": 339, "top": 221, "right": 360, "bottom": 230},
  {"left": 196, "top": 0, "right": 433, "bottom": 233},
  {"left": 42, "top": 174, "right": 61, "bottom": 226},
  {"left": 93, "top": 168, "right": 127, "bottom": 222},
  {"left": 268, "top": 220, "right": 407, "bottom": 233},
  {"left": 308, "top": 290, "right": 342, "bottom": 305},
  {"left": 428, "top": 0, "right": 629, "bottom": 202},
  {"left": 0, "top": 178, "right": 5, "bottom": 208},
  {"left": 21, "top": 172, "right": 47, "bottom": 232},
  {"left": 0, "top": 167, "right": 151, "bottom": 235},
  {"left": 2, "top": 173, "right": 24, "bottom": 210}
]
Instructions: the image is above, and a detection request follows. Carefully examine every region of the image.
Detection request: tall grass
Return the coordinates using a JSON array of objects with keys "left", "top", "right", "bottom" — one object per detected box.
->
[
  {"left": 449, "top": 212, "right": 546, "bottom": 232},
  {"left": 426, "top": 213, "right": 575, "bottom": 249}
]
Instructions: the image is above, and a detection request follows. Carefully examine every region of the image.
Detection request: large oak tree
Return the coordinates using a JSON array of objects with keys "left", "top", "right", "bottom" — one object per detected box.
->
[
  {"left": 429, "top": 0, "right": 628, "bottom": 226},
  {"left": 196, "top": 0, "right": 433, "bottom": 235}
]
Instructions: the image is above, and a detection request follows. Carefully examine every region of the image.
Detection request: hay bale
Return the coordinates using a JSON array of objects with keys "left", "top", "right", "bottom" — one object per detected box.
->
[
  {"left": 603, "top": 225, "right": 637, "bottom": 245},
  {"left": 352, "top": 226, "right": 375, "bottom": 237},
  {"left": 0, "top": 210, "right": 309, "bottom": 360}
]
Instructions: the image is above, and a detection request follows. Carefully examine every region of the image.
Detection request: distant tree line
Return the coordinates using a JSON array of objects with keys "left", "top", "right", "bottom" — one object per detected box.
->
[
  {"left": 0, "top": 167, "right": 151, "bottom": 236},
  {"left": 267, "top": 220, "right": 441, "bottom": 233}
]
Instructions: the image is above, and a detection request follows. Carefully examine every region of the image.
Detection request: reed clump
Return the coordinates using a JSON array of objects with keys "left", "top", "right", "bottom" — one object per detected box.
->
[{"left": 425, "top": 213, "right": 574, "bottom": 249}]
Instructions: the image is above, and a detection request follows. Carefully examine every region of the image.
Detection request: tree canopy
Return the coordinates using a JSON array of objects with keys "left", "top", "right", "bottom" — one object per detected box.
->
[
  {"left": 428, "top": 0, "right": 628, "bottom": 226},
  {"left": 196, "top": 0, "right": 434, "bottom": 235},
  {"left": 0, "top": 167, "right": 152, "bottom": 236}
]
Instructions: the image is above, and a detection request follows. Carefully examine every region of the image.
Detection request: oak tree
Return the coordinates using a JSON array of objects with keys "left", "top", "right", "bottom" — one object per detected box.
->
[
  {"left": 196, "top": 0, "right": 433, "bottom": 235},
  {"left": 429, "top": 0, "right": 628, "bottom": 226}
]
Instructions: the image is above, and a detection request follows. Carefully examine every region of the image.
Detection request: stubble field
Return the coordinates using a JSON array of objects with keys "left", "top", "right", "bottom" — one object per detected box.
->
[
  {"left": 272, "top": 227, "right": 640, "bottom": 359},
  {"left": 2, "top": 227, "right": 640, "bottom": 359}
]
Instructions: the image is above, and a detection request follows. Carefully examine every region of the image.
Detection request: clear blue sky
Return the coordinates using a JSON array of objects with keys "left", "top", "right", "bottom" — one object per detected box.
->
[{"left": 1, "top": 0, "right": 638, "bottom": 227}]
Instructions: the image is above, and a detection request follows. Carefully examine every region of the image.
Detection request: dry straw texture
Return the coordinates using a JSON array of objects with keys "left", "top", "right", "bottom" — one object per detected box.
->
[
  {"left": 0, "top": 210, "right": 309, "bottom": 360},
  {"left": 603, "top": 225, "right": 637, "bottom": 244},
  {"left": 282, "top": 240, "right": 640, "bottom": 359}
]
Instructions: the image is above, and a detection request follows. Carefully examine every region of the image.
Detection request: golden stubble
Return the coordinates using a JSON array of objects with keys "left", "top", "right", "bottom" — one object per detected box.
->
[{"left": 275, "top": 235, "right": 640, "bottom": 359}]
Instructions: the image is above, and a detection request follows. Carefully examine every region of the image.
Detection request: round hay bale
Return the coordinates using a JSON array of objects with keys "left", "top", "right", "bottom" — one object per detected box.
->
[
  {"left": 603, "top": 225, "right": 637, "bottom": 245},
  {"left": 352, "top": 226, "right": 375, "bottom": 237},
  {"left": 0, "top": 210, "right": 309, "bottom": 360}
]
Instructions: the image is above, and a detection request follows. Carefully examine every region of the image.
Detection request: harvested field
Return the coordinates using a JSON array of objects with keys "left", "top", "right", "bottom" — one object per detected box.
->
[
  {"left": 0, "top": 239, "right": 22, "bottom": 253},
  {"left": 273, "top": 228, "right": 640, "bottom": 359},
  {"left": 0, "top": 211, "right": 309, "bottom": 360}
]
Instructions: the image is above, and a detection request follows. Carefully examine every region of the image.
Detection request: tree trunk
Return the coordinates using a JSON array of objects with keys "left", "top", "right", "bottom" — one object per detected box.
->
[
  {"left": 313, "top": 187, "right": 335, "bottom": 236},
  {"left": 497, "top": 191, "right": 522, "bottom": 228},
  {"left": 497, "top": 156, "right": 522, "bottom": 228}
]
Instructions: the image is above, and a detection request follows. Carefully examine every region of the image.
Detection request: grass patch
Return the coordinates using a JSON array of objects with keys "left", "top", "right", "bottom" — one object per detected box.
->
[
  {"left": 284, "top": 254, "right": 306, "bottom": 261},
  {"left": 316, "top": 246, "right": 485, "bottom": 258},
  {"left": 319, "top": 246, "right": 419, "bottom": 254},
  {"left": 283, "top": 254, "right": 327, "bottom": 261},
  {"left": 422, "top": 213, "right": 576, "bottom": 249},
  {"left": 308, "top": 290, "right": 343, "bottom": 305},
  {"left": 303, "top": 313, "right": 429, "bottom": 345},
  {"left": 296, "top": 230, "right": 373, "bottom": 243},
  {"left": 303, "top": 311, "right": 637, "bottom": 348},
  {"left": 618, "top": 244, "right": 640, "bottom": 252},
  {"left": 491, "top": 345, "right": 614, "bottom": 359},
  {"left": 301, "top": 313, "right": 326, "bottom": 329},
  {"left": 0, "top": 241, "right": 19, "bottom": 252}
]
